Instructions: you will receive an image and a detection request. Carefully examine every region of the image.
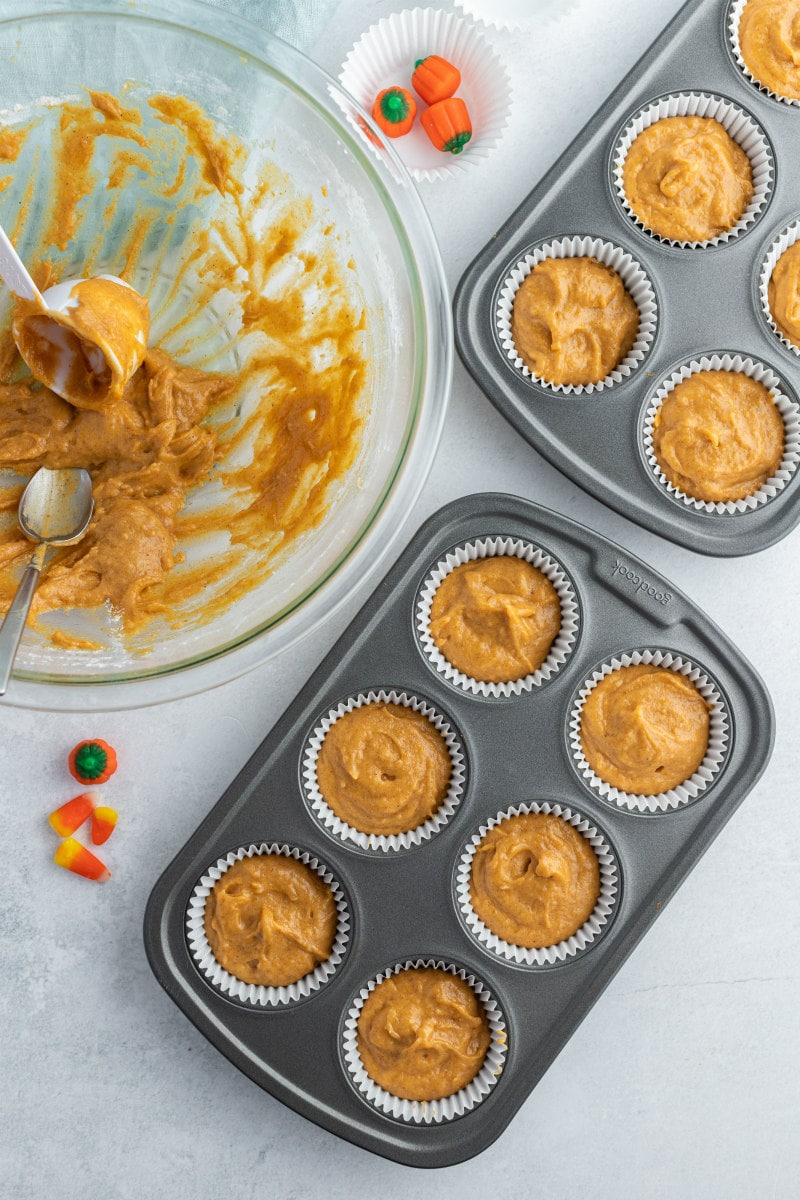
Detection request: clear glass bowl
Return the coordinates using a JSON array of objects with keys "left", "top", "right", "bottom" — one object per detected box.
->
[{"left": 0, "top": 0, "right": 451, "bottom": 709}]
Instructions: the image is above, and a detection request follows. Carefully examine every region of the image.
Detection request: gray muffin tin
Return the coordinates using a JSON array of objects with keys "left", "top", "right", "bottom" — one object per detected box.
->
[
  {"left": 144, "top": 493, "right": 773, "bottom": 1167},
  {"left": 454, "top": 0, "right": 800, "bottom": 556}
]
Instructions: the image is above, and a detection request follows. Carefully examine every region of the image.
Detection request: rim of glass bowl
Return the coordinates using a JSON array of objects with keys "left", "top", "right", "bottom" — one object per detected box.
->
[{"left": 0, "top": 0, "right": 452, "bottom": 711}]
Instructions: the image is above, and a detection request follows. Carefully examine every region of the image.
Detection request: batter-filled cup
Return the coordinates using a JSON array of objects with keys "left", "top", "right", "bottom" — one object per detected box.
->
[
  {"left": 759, "top": 219, "right": 800, "bottom": 358},
  {"left": 495, "top": 234, "right": 657, "bottom": 394},
  {"left": 341, "top": 957, "right": 507, "bottom": 1123},
  {"left": 456, "top": 801, "right": 619, "bottom": 967},
  {"left": 186, "top": 843, "right": 350, "bottom": 1007},
  {"left": 611, "top": 91, "right": 773, "bottom": 248},
  {"left": 301, "top": 689, "right": 466, "bottom": 852},
  {"left": 415, "top": 535, "right": 580, "bottom": 697},
  {"left": 728, "top": 0, "right": 800, "bottom": 107},
  {"left": 642, "top": 353, "right": 800, "bottom": 513},
  {"left": 568, "top": 649, "right": 730, "bottom": 814}
]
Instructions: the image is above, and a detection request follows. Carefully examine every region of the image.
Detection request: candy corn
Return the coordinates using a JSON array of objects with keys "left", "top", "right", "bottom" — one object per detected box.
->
[
  {"left": 91, "top": 806, "right": 118, "bottom": 846},
  {"left": 48, "top": 790, "right": 100, "bottom": 837},
  {"left": 54, "top": 837, "right": 110, "bottom": 883},
  {"left": 68, "top": 739, "right": 118, "bottom": 785}
]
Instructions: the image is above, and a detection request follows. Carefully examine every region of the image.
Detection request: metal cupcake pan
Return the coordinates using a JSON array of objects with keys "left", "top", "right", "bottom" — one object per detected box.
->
[
  {"left": 453, "top": 0, "right": 800, "bottom": 556},
  {"left": 144, "top": 493, "right": 773, "bottom": 1166}
]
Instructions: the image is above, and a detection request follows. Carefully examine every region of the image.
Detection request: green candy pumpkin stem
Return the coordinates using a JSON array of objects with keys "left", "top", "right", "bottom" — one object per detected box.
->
[{"left": 380, "top": 88, "right": 412, "bottom": 124}]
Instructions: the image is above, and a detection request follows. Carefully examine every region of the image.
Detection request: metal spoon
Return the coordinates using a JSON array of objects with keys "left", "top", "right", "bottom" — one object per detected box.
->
[{"left": 0, "top": 467, "right": 94, "bottom": 696}]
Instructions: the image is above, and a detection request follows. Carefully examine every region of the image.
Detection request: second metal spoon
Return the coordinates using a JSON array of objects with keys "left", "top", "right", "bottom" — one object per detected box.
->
[{"left": 0, "top": 467, "right": 94, "bottom": 696}]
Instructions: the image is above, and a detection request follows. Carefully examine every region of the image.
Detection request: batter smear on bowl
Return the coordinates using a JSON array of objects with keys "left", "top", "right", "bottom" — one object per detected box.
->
[{"left": 0, "top": 90, "right": 367, "bottom": 645}]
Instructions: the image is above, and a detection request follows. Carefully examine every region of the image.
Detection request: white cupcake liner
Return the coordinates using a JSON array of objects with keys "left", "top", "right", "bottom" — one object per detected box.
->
[
  {"left": 611, "top": 92, "right": 774, "bottom": 248},
  {"left": 643, "top": 353, "right": 800, "bottom": 513},
  {"left": 456, "top": 801, "right": 619, "bottom": 967},
  {"left": 728, "top": 0, "right": 800, "bottom": 107},
  {"left": 339, "top": 7, "right": 512, "bottom": 183},
  {"left": 301, "top": 689, "right": 466, "bottom": 852},
  {"left": 342, "top": 957, "right": 507, "bottom": 1123},
  {"left": 569, "top": 649, "right": 730, "bottom": 814},
  {"left": 496, "top": 235, "right": 657, "bottom": 394},
  {"left": 453, "top": 0, "right": 580, "bottom": 31},
  {"left": 186, "top": 843, "right": 350, "bottom": 1007},
  {"left": 759, "top": 219, "right": 800, "bottom": 358},
  {"left": 415, "top": 536, "right": 580, "bottom": 697}
]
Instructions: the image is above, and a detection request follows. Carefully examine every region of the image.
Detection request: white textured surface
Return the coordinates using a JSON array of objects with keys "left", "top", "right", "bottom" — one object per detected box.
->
[{"left": 2, "top": 0, "right": 799, "bottom": 1196}]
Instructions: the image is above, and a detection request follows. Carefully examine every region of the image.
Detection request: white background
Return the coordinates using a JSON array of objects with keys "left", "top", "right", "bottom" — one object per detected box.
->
[{"left": 2, "top": 1, "right": 798, "bottom": 1197}]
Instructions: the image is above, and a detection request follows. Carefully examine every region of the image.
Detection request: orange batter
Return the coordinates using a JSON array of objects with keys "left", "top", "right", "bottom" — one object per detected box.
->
[
  {"left": 204, "top": 855, "right": 337, "bottom": 988},
  {"left": 580, "top": 664, "right": 711, "bottom": 795},
  {"left": 356, "top": 967, "right": 490, "bottom": 1101},
  {"left": 315, "top": 703, "right": 452, "bottom": 836},
  {"left": 470, "top": 813, "right": 600, "bottom": 949},
  {"left": 429, "top": 557, "right": 561, "bottom": 682},
  {"left": 768, "top": 241, "right": 800, "bottom": 348},
  {"left": 652, "top": 370, "right": 784, "bottom": 502},
  {"left": 510, "top": 256, "right": 639, "bottom": 386},
  {"left": 622, "top": 116, "right": 754, "bottom": 242},
  {"left": 739, "top": 0, "right": 800, "bottom": 101},
  {"left": 0, "top": 90, "right": 367, "bottom": 641}
]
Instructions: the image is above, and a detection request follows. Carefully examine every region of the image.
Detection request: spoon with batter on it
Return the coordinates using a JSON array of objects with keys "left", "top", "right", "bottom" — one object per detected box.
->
[
  {"left": 0, "top": 467, "right": 94, "bottom": 696},
  {"left": 0, "top": 223, "right": 149, "bottom": 409}
]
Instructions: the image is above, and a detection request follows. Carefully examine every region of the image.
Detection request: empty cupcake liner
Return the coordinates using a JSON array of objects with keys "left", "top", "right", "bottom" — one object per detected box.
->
[
  {"left": 456, "top": 801, "right": 619, "bottom": 967},
  {"left": 495, "top": 234, "right": 658, "bottom": 394},
  {"left": 759, "top": 219, "right": 800, "bottom": 358},
  {"left": 301, "top": 689, "right": 466, "bottom": 852},
  {"left": 415, "top": 536, "right": 580, "bottom": 697},
  {"left": 568, "top": 649, "right": 730, "bottom": 814},
  {"left": 642, "top": 353, "right": 800, "bottom": 513},
  {"left": 728, "top": 0, "right": 800, "bottom": 107},
  {"left": 341, "top": 957, "right": 507, "bottom": 1123},
  {"left": 452, "top": 0, "right": 580, "bottom": 31},
  {"left": 339, "top": 7, "right": 512, "bottom": 183},
  {"left": 611, "top": 91, "right": 774, "bottom": 248},
  {"left": 186, "top": 843, "right": 350, "bottom": 1007}
]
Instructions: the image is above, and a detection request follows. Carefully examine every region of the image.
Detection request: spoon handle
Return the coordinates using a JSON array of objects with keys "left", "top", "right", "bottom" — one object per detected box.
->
[
  {"left": 0, "top": 550, "right": 45, "bottom": 696},
  {"left": 0, "top": 225, "right": 44, "bottom": 306}
]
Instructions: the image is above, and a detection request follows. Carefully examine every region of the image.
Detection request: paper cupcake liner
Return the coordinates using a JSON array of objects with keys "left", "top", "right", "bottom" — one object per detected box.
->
[
  {"left": 496, "top": 235, "right": 657, "bottom": 394},
  {"left": 453, "top": 0, "right": 580, "bottom": 30},
  {"left": 339, "top": 7, "right": 512, "bottom": 183},
  {"left": 301, "top": 689, "right": 466, "bottom": 852},
  {"left": 341, "top": 957, "right": 507, "bottom": 1123},
  {"left": 759, "top": 220, "right": 800, "bottom": 358},
  {"left": 642, "top": 353, "right": 800, "bottom": 514},
  {"left": 728, "top": 0, "right": 800, "bottom": 107},
  {"left": 456, "top": 801, "right": 619, "bottom": 967},
  {"left": 186, "top": 843, "right": 350, "bottom": 1007},
  {"left": 568, "top": 649, "right": 730, "bottom": 814},
  {"left": 415, "top": 536, "right": 580, "bottom": 697},
  {"left": 611, "top": 92, "right": 774, "bottom": 248}
]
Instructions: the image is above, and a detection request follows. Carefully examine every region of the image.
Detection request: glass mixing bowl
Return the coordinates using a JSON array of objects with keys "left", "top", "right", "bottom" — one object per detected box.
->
[{"left": 0, "top": 0, "right": 451, "bottom": 709}]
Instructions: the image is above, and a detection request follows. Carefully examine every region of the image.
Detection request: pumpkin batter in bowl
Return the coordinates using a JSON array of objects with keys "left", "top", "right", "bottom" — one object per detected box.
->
[
  {"left": 356, "top": 966, "right": 490, "bottom": 1101},
  {"left": 469, "top": 812, "right": 600, "bottom": 949},
  {"left": 428, "top": 556, "right": 561, "bottom": 683},
  {"left": 0, "top": 90, "right": 368, "bottom": 642},
  {"left": 510, "top": 256, "right": 639, "bottom": 387},
  {"left": 768, "top": 240, "right": 800, "bottom": 347},
  {"left": 315, "top": 702, "right": 452, "bottom": 836},
  {"left": 203, "top": 854, "right": 338, "bottom": 988},
  {"left": 738, "top": 0, "right": 800, "bottom": 102},
  {"left": 651, "top": 369, "right": 785, "bottom": 502},
  {"left": 580, "top": 664, "right": 711, "bottom": 795},
  {"left": 622, "top": 116, "right": 754, "bottom": 242}
]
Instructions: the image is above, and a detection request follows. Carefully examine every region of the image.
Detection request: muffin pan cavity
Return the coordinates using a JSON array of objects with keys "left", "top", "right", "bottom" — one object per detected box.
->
[
  {"left": 454, "top": 0, "right": 800, "bottom": 555},
  {"left": 145, "top": 493, "right": 773, "bottom": 1167}
]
